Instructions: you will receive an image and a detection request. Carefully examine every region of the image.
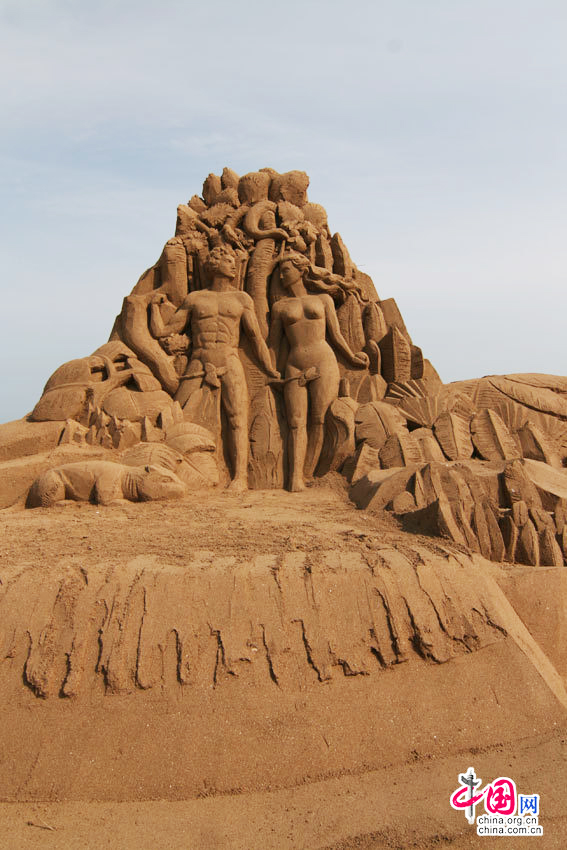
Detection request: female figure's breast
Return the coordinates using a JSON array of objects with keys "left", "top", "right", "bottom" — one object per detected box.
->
[
  {"left": 302, "top": 296, "right": 325, "bottom": 320},
  {"left": 280, "top": 295, "right": 325, "bottom": 332},
  {"left": 279, "top": 296, "right": 333, "bottom": 370}
]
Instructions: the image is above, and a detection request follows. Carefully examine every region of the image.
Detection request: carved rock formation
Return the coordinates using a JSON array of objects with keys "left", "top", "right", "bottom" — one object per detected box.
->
[
  {"left": 1, "top": 172, "right": 566, "bottom": 557},
  {"left": 2, "top": 169, "right": 567, "bottom": 810},
  {"left": 22, "top": 168, "right": 436, "bottom": 496}
]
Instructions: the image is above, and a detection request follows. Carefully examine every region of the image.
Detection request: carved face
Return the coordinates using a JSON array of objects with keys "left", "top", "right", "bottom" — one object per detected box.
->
[
  {"left": 137, "top": 466, "right": 187, "bottom": 501},
  {"left": 207, "top": 248, "right": 237, "bottom": 281},
  {"left": 280, "top": 259, "right": 303, "bottom": 289},
  {"left": 218, "top": 251, "right": 236, "bottom": 278}
]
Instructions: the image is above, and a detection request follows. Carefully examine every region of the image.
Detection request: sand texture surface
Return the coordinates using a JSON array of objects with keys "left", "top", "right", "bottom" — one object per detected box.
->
[
  {"left": 4, "top": 167, "right": 567, "bottom": 847},
  {"left": 1, "top": 484, "right": 566, "bottom": 848}
]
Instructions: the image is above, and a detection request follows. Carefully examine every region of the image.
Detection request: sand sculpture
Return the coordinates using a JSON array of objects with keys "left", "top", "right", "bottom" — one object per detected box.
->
[
  {"left": 2, "top": 168, "right": 567, "bottom": 828},
  {"left": 27, "top": 461, "right": 187, "bottom": 508},
  {"left": 0, "top": 166, "right": 563, "bottom": 567},
  {"left": 149, "top": 244, "right": 280, "bottom": 491},
  {"left": 0, "top": 163, "right": 562, "bottom": 570},
  {"left": 21, "top": 168, "right": 432, "bottom": 496}
]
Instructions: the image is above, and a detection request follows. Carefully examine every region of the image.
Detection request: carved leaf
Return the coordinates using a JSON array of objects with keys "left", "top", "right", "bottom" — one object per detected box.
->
[
  {"left": 167, "top": 434, "right": 216, "bottom": 455},
  {"left": 165, "top": 422, "right": 216, "bottom": 454},
  {"left": 350, "top": 443, "right": 381, "bottom": 485},
  {"left": 181, "top": 452, "right": 220, "bottom": 488},
  {"left": 500, "top": 513, "right": 519, "bottom": 561},
  {"left": 503, "top": 460, "right": 542, "bottom": 508},
  {"left": 188, "top": 195, "right": 206, "bottom": 213},
  {"left": 247, "top": 388, "right": 284, "bottom": 489},
  {"left": 433, "top": 412, "right": 473, "bottom": 460},
  {"left": 202, "top": 173, "right": 222, "bottom": 205},
  {"left": 445, "top": 391, "right": 476, "bottom": 421},
  {"left": 505, "top": 373, "right": 567, "bottom": 393},
  {"left": 385, "top": 379, "right": 431, "bottom": 402},
  {"left": 379, "top": 327, "right": 412, "bottom": 384},
  {"left": 221, "top": 167, "right": 240, "bottom": 190},
  {"left": 471, "top": 502, "right": 493, "bottom": 560},
  {"left": 355, "top": 373, "right": 387, "bottom": 404},
  {"left": 489, "top": 377, "right": 567, "bottom": 419},
  {"left": 401, "top": 498, "right": 467, "bottom": 547},
  {"left": 175, "top": 204, "right": 199, "bottom": 238},
  {"left": 496, "top": 403, "right": 528, "bottom": 433},
  {"left": 337, "top": 293, "right": 365, "bottom": 353},
  {"left": 249, "top": 412, "right": 270, "bottom": 462},
  {"left": 396, "top": 396, "right": 445, "bottom": 429},
  {"left": 412, "top": 428, "right": 445, "bottom": 462},
  {"left": 469, "top": 381, "right": 517, "bottom": 423},
  {"left": 410, "top": 345, "right": 424, "bottom": 380},
  {"left": 491, "top": 400, "right": 567, "bottom": 456},
  {"left": 516, "top": 421, "right": 562, "bottom": 468},
  {"left": 330, "top": 232, "right": 354, "bottom": 278},
  {"left": 516, "top": 519, "right": 540, "bottom": 566},
  {"left": 538, "top": 527, "right": 564, "bottom": 566},
  {"left": 470, "top": 409, "right": 521, "bottom": 461},
  {"left": 314, "top": 233, "right": 334, "bottom": 270},
  {"left": 522, "top": 458, "right": 567, "bottom": 511},
  {"left": 354, "top": 401, "right": 407, "bottom": 450},
  {"left": 364, "top": 467, "right": 416, "bottom": 512},
  {"left": 379, "top": 433, "right": 422, "bottom": 469},
  {"left": 363, "top": 302, "right": 387, "bottom": 343},
  {"left": 121, "top": 443, "right": 185, "bottom": 471},
  {"left": 554, "top": 502, "right": 566, "bottom": 534},
  {"left": 317, "top": 397, "right": 358, "bottom": 475},
  {"left": 483, "top": 502, "right": 506, "bottom": 562},
  {"left": 418, "top": 462, "right": 473, "bottom": 511}
]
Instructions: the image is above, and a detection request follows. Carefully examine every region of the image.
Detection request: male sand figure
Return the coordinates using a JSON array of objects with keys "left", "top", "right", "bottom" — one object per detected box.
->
[{"left": 150, "top": 245, "right": 280, "bottom": 490}]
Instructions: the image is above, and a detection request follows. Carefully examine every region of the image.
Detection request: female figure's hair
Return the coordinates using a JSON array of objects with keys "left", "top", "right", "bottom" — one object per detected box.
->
[{"left": 278, "top": 249, "right": 363, "bottom": 303}]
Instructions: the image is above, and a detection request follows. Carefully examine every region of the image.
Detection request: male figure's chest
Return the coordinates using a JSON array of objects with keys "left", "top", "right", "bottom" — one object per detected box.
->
[{"left": 192, "top": 292, "right": 242, "bottom": 322}]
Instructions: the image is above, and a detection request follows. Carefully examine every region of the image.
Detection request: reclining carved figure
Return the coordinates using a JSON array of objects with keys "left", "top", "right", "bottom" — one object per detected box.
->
[{"left": 27, "top": 461, "right": 187, "bottom": 508}]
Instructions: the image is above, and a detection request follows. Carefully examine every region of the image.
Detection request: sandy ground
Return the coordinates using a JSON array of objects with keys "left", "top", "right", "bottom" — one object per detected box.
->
[
  {"left": 0, "top": 473, "right": 403, "bottom": 566},
  {"left": 1, "top": 732, "right": 566, "bottom": 849},
  {"left": 1, "top": 480, "right": 566, "bottom": 849}
]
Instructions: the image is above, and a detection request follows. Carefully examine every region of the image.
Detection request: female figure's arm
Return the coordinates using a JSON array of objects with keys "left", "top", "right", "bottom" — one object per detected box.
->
[
  {"left": 321, "top": 295, "right": 369, "bottom": 367},
  {"left": 241, "top": 295, "right": 280, "bottom": 379}
]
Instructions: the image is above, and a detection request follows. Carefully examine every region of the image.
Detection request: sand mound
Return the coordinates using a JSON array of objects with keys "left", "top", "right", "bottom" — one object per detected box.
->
[
  {"left": 2, "top": 169, "right": 567, "bottom": 845},
  {"left": 1, "top": 488, "right": 566, "bottom": 806}
]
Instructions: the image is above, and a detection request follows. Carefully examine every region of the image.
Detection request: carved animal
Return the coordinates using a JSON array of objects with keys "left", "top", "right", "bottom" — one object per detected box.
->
[
  {"left": 27, "top": 461, "right": 187, "bottom": 508},
  {"left": 30, "top": 342, "right": 170, "bottom": 424}
]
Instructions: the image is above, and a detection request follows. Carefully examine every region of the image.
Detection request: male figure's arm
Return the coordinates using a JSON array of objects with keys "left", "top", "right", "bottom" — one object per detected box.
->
[
  {"left": 267, "top": 303, "right": 286, "bottom": 375},
  {"left": 150, "top": 292, "right": 193, "bottom": 338},
  {"left": 240, "top": 294, "right": 280, "bottom": 379}
]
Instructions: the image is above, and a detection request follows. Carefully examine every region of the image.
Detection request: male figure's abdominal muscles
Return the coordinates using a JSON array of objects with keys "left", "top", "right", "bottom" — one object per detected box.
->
[{"left": 191, "top": 323, "right": 239, "bottom": 349}]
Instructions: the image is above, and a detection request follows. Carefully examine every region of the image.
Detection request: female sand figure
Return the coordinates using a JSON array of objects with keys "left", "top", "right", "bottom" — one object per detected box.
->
[{"left": 268, "top": 251, "right": 368, "bottom": 491}]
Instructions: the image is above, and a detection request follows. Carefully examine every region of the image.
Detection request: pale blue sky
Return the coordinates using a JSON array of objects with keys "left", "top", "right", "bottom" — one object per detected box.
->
[{"left": 1, "top": 0, "right": 566, "bottom": 421}]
